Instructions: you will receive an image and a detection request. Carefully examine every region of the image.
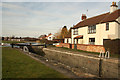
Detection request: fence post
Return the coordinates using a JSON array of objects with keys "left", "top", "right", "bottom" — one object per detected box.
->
[
  {"left": 45, "top": 44, "right": 47, "bottom": 48},
  {"left": 11, "top": 43, "right": 14, "bottom": 48}
]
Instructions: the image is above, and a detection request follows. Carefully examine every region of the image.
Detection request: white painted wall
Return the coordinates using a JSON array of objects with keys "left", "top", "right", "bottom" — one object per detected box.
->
[
  {"left": 95, "top": 22, "right": 117, "bottom": 45},
  {"left": 110, "top": 6, "right": 118, "bottom": 13},
  {"left": 71, "top": 19, "right": 120, "bottom": 45},
  {"left": 116, "top": 17, "right": 120, "bottom": 38},
  {"left": 64, "top": 38, "right": 67, "bottom": 43},
  {"left": 64, "top": 38, "right": 71, "bottom": 43},
  {"left": 71, "top": 27, "right": 89, "bottom": 44},
  {"left": 47, "top": 35, "right": 54, "bottom": 40}
]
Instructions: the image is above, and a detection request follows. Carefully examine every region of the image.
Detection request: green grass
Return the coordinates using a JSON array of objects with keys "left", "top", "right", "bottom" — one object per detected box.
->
[
  {"left": 2, "top": 40, "right": 25, "bottom": 43},
  {"left": 2, "top": 47, "right": 67, "bottom": 78}
]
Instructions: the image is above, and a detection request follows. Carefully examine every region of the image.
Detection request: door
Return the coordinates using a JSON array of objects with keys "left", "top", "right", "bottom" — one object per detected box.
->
[
  {"left": 70, "top": 44, "right": 72, "bottom": 49},
  {"left": 74, "top": 44, "right": 77, "bottom": 49}
]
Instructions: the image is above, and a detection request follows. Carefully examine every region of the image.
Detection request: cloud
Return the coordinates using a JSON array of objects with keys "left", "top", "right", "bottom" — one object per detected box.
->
[
  {"left": 3, "top": 11, "right": 28, "bottom": 17},
  {"left": 2, "top": 2, "right": 113, "bottom": 37},
  {"left": 1, "top": 0, "right": 120, "bottom": 2},
  {"left": 2, "top": 3, "right": 25, "bottom": 10}
]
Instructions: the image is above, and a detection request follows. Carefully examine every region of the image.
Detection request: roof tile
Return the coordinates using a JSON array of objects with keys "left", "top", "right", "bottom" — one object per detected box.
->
[{"left": 73, "top": 9, "right": 120, "bottom": 29}]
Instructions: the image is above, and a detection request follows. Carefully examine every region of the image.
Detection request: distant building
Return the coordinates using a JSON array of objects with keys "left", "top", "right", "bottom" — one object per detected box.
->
[
  {"left": 39, "top": 33, "right": 55, "bottom": 41},
  {"left": 39, "top": 35, "right": 47, "bottom": 40},
  {"left": 3, "top": 37, "right": 9, "bottom": 41},
  {"left": 57, "top": 2, "right": 120, "bottom": 53},
  {"left": 46, "top": 33, "right": 54, "bottom": 41},
  {"left": 9, "top": 37, "right": 24, "bottom": 41}
]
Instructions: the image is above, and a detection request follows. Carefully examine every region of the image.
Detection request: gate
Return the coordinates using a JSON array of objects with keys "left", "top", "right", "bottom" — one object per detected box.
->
[
  {"left": 69, "top": 44, "right": 72, "bottom": 49},
  {"left": 74, "top": 44, "right": 77, "bottom": 49}
]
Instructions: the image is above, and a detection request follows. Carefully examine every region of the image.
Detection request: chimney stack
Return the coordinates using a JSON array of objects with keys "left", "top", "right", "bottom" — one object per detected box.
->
[
  {"left": 110, "top": 2, "right": 118, "bottom": 13},
  {"left": 81, "top": 14, "right": 87, "bottom": 20}
]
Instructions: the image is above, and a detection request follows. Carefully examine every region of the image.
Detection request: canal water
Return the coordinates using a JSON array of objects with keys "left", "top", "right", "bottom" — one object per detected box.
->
[{"left": 0, "top": 43, "right": 11, "bottom": 47}]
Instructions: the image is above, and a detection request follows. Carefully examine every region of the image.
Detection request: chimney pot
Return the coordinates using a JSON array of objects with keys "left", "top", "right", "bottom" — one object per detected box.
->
[
  {"left": 112, "top": 2, "right": 115, "bottom": 5},
  {"left": 81, "top": 14, "right": 87, "bottom": 20},
  {"left": 110, "top": 2, "right": 118, "bottom": 13}
]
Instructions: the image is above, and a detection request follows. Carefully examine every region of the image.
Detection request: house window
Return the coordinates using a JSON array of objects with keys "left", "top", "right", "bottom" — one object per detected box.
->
[
  {"left": 89, "top": 38, "right": 95, "bottom": 45},
  {"left": 88, "top": 25, "right": 96, "bottom": 34},
  {"left": 106, "top": 23, "right": 109, "bottom": 31},
  {"left": 73, "top": 29, "right": 78, "bottom": 35}
]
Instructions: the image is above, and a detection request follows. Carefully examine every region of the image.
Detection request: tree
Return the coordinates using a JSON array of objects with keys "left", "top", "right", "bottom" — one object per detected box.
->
[
  {"left": 60, "top": 26, "right": 68, "bottom": 39},
  {"left": 54, "top": 28, "right": 61, "bottom": 39},
  {"left": 68, "top": 27, "right": 72, "bottom": 37},
  {"left": 54, "top": 26, "right": 69, "bottom": 39}
]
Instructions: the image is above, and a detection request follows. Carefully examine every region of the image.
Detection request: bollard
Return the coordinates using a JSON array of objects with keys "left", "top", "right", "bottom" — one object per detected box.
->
[
  {"left": 99, "top": 50, "right": 104, "bottom": 58},
  {"left": 105, "top": 51, "right": 110, "bottom": 59},
  {"left": 23, "top": 46, "right": 29, "bottom": 52}
]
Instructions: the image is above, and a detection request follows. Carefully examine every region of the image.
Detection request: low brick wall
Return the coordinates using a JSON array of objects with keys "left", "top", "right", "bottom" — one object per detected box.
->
[
  {"left": 77, "top": 44, "right": 87, "bottom": 51},
  {"left": 77, "top": 44, "right": 105, "bottom": 53},
  {"left": 72, "top": 44, "right": 74, "bottom": 49},
  {"left": 56, "top": 43, "right": 105, "bottom": 53},
  {"left": 43, "top": 48, "right": 119, "bottom": 78},
  {"left": 56, "top": 43, "right": 70, "bottom": 48}
]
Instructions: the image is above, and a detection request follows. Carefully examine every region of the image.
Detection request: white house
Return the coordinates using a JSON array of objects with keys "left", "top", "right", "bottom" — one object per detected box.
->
[
  {"left": 46, "top": 33, "right": 54, "bottom": 41},
  {"left": 69, "top": 2, "right": 120, "bottom": 45}
]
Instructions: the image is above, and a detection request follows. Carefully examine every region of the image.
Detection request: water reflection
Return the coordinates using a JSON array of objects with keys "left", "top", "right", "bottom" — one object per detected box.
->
[{"left": 0, "top": 43, "right": 11, "bottom": 47}]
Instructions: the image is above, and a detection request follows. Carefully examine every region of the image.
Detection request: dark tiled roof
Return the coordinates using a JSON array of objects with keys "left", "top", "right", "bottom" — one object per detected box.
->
[
  {"left": 46, "top": 34, "right": 52, "bottom": 37},
  {"left": 73, "top": 9, "right": 120, "bottom": 29},
  {"left": 101, "top": 9, "right": 120, "bottom": 23},
  {"left": 74, "top": 35, "right": 83, "bottom": 39}
]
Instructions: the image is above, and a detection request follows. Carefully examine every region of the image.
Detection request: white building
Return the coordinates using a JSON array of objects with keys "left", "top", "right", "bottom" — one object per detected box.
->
[
  {"left": 46, "top": 33, "right": 54, "bottom": 41},
  {"left": 65, "top": 2, "right": 120, "bottom": 45},
  {"left": 64, "top": 36, "right": 72, "bottom": 44}
]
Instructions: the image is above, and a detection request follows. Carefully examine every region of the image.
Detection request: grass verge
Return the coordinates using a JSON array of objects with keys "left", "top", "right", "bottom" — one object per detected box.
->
[
  {"left": 2, "top": 47, "right": 67, "bottom": 78},
  {"left": 48, "top": 45, "right": 99, "bottom": 55}
]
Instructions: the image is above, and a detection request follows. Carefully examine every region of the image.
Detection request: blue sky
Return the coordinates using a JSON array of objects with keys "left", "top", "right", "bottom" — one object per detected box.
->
[{"left": 1, "top": 2, "right": 120, "bottom": 37}]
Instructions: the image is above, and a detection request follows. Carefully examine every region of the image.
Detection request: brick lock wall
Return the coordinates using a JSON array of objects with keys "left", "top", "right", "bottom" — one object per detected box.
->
[{"left": 43, "top": 48, "right": 119, "bottom": 78}]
